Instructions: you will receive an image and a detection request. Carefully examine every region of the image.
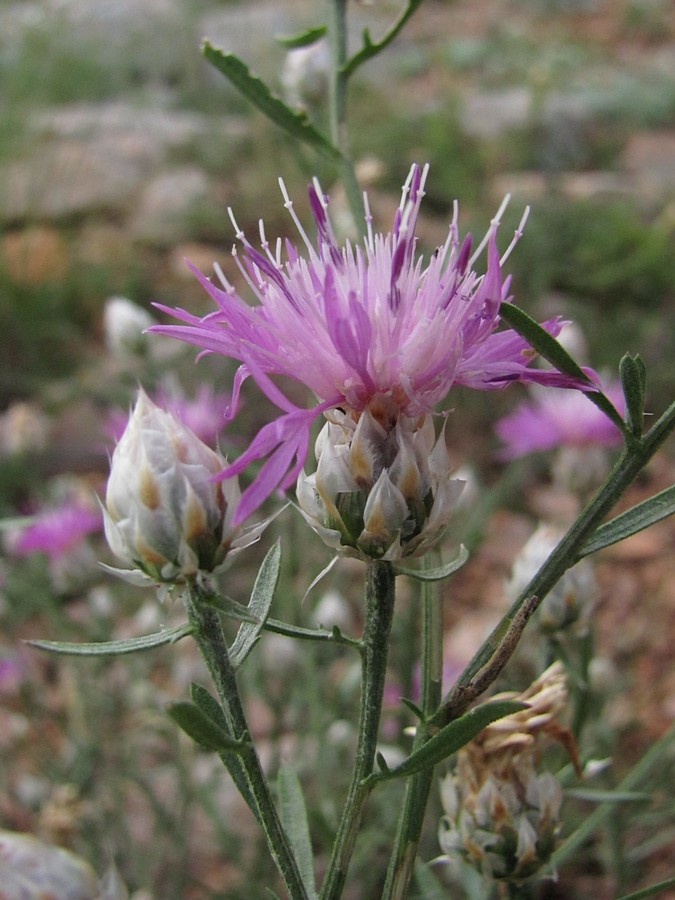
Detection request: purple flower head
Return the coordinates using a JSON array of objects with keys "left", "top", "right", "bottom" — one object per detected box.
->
[
  {"left": 152, "top": 164, "right": 590, "bottom": 525},
  {"left": 496, "top": 379, "right": 625, "bottom": 459},
  {"left": 11, "top": 501, "right": 101, "bottom": 562}
]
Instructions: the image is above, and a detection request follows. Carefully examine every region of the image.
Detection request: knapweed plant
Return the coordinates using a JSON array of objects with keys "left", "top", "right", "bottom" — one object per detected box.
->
[{"left": 27, "top": 2, "right": 675, "bottom": 898}]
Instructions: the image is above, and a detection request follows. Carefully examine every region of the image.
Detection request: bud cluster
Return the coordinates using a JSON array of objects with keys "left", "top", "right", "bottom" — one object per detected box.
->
[
  {"left": 439, "top": 662, "right": 570, "bottom": 883},
  {"left": 103, "top": 390, "right": 255, "bottom": 585},
  {"left": 297, "top": 396, "right": 463, "bottom": 560}
]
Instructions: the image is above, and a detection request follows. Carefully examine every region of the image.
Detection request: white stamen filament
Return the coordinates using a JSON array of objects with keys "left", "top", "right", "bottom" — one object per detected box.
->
[
  {"left": 469, "top": 193, "right": 511, "bottom": 266},
  {"left": 227, "top": 207, "right": 246, "bottom": 243},
  {"left": 278, "top": 177, "right": 315, "bottom": 256},
  {"left": 500, "top": 206, "right": 530, "bottom": 265},
  {"left": 213, "top": 261, "right": 236, "bottom": 295}
]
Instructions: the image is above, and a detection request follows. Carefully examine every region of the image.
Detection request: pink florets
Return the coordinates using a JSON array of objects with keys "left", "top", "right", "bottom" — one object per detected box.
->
[
  {"left": 496, "top": 380, "right": 625, "bottom": 458},
  {"left": 12, "top": 501, "right": 101, "bottom": 562},
  {"left": 152, "top": 164, "right": 591, "bottom": 523}
]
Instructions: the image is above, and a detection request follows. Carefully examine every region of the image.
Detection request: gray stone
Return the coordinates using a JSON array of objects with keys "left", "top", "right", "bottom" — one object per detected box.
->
[
  {"left": 0, "top": 139, "right": 151, "bottom": 222},
  {"left": 460, "top": 87, "right": 531, "bottom": 139},
  {"left": 129, "top": 166, "right": 213, "bottom": 244}
]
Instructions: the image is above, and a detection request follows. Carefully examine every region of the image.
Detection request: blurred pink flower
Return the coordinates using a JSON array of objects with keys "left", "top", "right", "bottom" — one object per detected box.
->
[
  {"left": 11, "top": 501, "right": 101, "bottom": 562},
  {"left": 495, "top": 380, "right": 625, "bottom": 458},
  {"left": 105, "top": 383, "right": 230, "bottom": 446},
  {"left": 153, "top": 164, "right": 593, "bottom": 524}
]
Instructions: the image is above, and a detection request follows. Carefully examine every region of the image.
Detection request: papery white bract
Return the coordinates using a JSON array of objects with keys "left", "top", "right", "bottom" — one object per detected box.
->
[
  {"left": 153, "top": 164, "right": 592, "bottom": 524},
  {"left": 103, "top": 389, "right": 264, "bottom": 585}
]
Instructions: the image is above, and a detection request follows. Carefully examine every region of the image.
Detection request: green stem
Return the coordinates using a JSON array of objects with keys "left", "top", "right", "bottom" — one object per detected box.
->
[
  {"left": 184, "top": 585, "right": 308, "bottom": 900},
  {"left": 320, "top": 560, "right": 396, "bottom": 899},
  {"left": 382, "top": 568, "right": 443, "bottom": 898},
  {"left": 328, "top": 0, "right": 365, "bottom": 232},
  {"left": 432, "top": 401, "right": 675, "bottom": 729}
]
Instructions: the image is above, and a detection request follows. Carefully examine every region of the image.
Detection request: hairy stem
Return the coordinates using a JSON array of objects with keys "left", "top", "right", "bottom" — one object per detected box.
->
[
  {"left": 185, "top": 585, "right": 308, "bottom": 899},
  {"left": 328, "top": 0, "right": 365, "bottom": 231},
  {"left": 320, "top": 560, "right": 396, "bottom": 899},
  {"left": 382, "top": 569, "right": 443, "bottom": 898}
]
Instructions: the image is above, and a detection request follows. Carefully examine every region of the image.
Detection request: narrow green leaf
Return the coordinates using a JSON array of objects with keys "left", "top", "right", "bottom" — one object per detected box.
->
[
  {"left": 578, "top": 484, "right": 675, "bottom": 559},
  {"left": 394, "top": 545, "right": 469, "bottom": 581},
  {"left": 27, "top": 623, "right": 193, "bottom": 656},
  {"left": 277, "top": 766, "right": 318, "bottom": 899},
  {"left": 202, "top": 591, "right": 360, "bottom": 648},
  {"left": 190, "top": 682, "right": 229, "bottom": 731},
  {"left": 499, "top": 303, "right": 627, "bottom": 432},
  {"left": 616, "top": 876, "right": 675, "bottom": 900},
  {"left": 167, "top": 701, "right": 248, "bottom": 753},
  {"left": 190, "top": 683, "right": 261, "bottom": 823},
  {"left": 500, "top": 302, "right": 590, "bottom": 382},
  {"left": 400, "top": 697, "right": 426, "bottom": 721},
  {"left": 564, "top": 789, "right": 651, "bottom": 802},
  {"left": 230, "top": 540, "right": 281, "bottom": 668},
  {"left": 202, "top": 43, "right": 342, "bottom": 161},
  {"left": 368, "top": 700, "right": 526, "bottom": 784},
  {"left": 276, "top": 25, "right": 327, "bottom": 49},
  {"left": 620, "top": 353, "right": 646, "bottom": 436},
  {"left": 376, "top": 751, "right": 390, "bottom": 774}
]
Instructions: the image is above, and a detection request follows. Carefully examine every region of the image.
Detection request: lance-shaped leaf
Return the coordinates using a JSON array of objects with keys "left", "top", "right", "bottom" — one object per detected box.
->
[
  {"left": 278, "top": 766, "right": 318, "bottom": 899},
  {"left": 394, "top": 545, "right": 469, "bottom": 581},
  {"left": 202, "top": 42, "right": 341, "bottom": 161},
  {"left": 578, "top": 483, "right": 675, "bottom": 559},
  {"left": 367, "top": 700, "right": 526, "bottom": 784},
  {"left": 276, "top": 25, "right": 327, "bottom": 49},
  {"left": 167, "top": 700, "right": 249, "bottom": 753},
  {"left": 499, "top": 302, "right": 627, "bottom": 433},
  {"left": 620, "top": 353, "right": 647, "bottom": 437},
  {"left": 27, "top": 623, "right": 193, "bottom": 656},
  {"left": 230, "top": 540, "right": 281, "bottom": 668},
  {"left": 190, "top": 684, "right": 261, "bottom": 823}
]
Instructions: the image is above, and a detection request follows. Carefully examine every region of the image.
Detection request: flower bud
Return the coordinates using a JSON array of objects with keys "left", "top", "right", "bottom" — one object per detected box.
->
[
  {"left": 507, "top": 524, "right": 596, "bottom": 632},
  {"left": 103, "top": 389, "right": 250, "bottom": 585},
  {"left": 438, "top": 663, "right": 572, "bottom": 883},
  {"left": 297, "top": 398, "right": 464, "bottom": 560},
  {"left": 103, "top": 296, "right": 156, "bottom": 358}
]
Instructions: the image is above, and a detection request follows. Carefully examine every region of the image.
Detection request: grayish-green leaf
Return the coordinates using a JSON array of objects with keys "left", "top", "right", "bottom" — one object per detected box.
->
[
  {"left": 190, "top": 683, "right": 260, "bottom": 824},
  {"left": 202, "top": 43, "right": 341, "bottom": 161},
  {"left": 578, "top": 484, "right": 675, "bottom": 559},
  {"left": 620, "top": 353, "right": 646, "bottom": 436},
  {"left": 564, "top": 789, "right": 650, "bottom": 802},
  {"left": 499, "top": 302, "right": 627, "bottom": 433},
  {"left": 616, "top": 876, "right": 675, "bottom": 900},
  {"left": 277, "top": 766, "right": 318, "bottom": 898},
  {"left": 368, "top": 700, "right": 526, "bottom": 784},
  {"left": 394, "top": 545, "right": 469, "bottom": 581},
  {"left": 276, "top": 25, "right": 327, "bottom": 49},
  {"left": 167, "top": 701, "right": 248, "bottom": 753},
  {"left": 27, "top": 623, "right": 193, "bottom": 656},
  {"left": 230, "top": 540, "right": 281, "bottom": 668}
]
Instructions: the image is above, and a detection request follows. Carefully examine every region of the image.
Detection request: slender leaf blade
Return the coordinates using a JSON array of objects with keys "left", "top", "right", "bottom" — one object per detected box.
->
[
  {"left": 190, "top": 683, "right": 261, "bottom": 823},
  {"left": 620, "top": 353, "right": 646, "bottom": 436},
  {"left": 578, "top": 484, "right": 675, "bottom": 559},
  {"left": 190, "top": 682, "right": 229, "bottom": 731},
  {"left": 617, "top": 876, "right": 675, "bottom": 900},
  {"left": 230, "top": 540, "right": 281, "bottom": 668},
  {"left": 372, "top": 700, "right": 526, "bottom": 782},
  {"left": 394, "top": 545, "right": 469, "bottom": 581},
  {"left": 276, "top": 25, "right": 327, "bottom": 48},
  {"left": 277, "top": 766, "right": 318, "bottom": 898},
  {"left": 500, "top": 303, "right": 627, "bottom": 432},
  {"left": 202, "top": 43, "right": 341, "bottom": 161},
  {"left": 27, "top": 623, "right": 193, "bottom": 656},
  {"left": 167, "top": 701, "right": 248, "bottom": 753}
]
